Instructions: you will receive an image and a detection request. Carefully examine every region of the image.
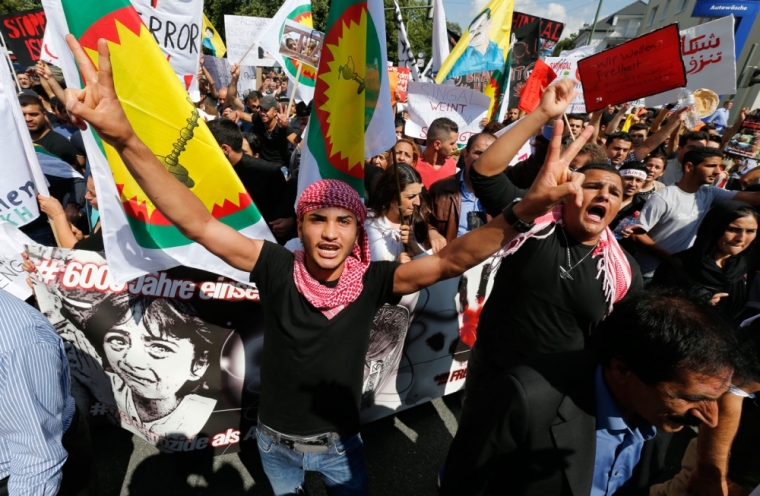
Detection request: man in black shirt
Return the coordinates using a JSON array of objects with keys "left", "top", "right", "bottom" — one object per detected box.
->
[
  {"left": 441, "top": 102, "right": 643, "bottom": 491},
  {"left": 207, "top": 118, "right": 296, "bottom": 243},
  {"left": 19, "top": 94, "right": 80, "bottom": 169},
  {"left": 238, "top": 95, "right": 294, "bottom": 166},
  {"left": 64, "top": 38, "right": 590, "bottom": 495}
]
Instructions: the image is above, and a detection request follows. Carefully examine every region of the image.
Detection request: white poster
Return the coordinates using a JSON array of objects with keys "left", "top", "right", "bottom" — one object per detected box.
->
[
  {"left": 647, "top": 16, "right": 736, "bottom": 107},
  {"left": 405, "top": 82, "right": 491, "bottom": 149},
  {"left": 40, "top": 23, "right": 60, "bottom": 65},
  {"left": 0, "top": 50, "right": 48, "bottom": 228},
  {"left": 132, "top": 0, "right": 204, "bottom": 101},
  {"left": 545, "top": 57, "right": 586, "bottom": 114},
  {"left": 202, "top": 56, "right": 257, "bottom": 100},
  {"left": 0, "top": 223, "right": 35, "bottom": 301},
  {"left": 225, "top": 15, "right": 275, "bottom": 67}
]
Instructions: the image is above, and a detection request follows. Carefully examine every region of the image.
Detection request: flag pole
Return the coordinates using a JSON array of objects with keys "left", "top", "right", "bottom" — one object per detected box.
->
[{"left": 286, "top": 63, "right": 303, "bottom": 118}]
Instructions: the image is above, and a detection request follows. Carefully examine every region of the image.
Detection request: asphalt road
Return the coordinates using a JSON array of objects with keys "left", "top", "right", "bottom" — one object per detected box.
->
[
  {"left": 90, "top": 390, "right": 694, "bottom": 495},
  {"left": 90, "top": 393, "right": 464, "bottom": 495}
]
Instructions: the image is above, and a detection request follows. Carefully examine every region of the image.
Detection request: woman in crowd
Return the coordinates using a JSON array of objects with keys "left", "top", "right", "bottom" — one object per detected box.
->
[
  {"left": 366, "top": 163, "right": 431, "bottom": 262},
  {"left": 636, "top": 152, "right": 667, "bottom": 202},
  {"left": 390, "top": 138, "right": 419, "bottom": 167},
  {"left": 652, "top": 201, "right": 759, "bottom": 319}
]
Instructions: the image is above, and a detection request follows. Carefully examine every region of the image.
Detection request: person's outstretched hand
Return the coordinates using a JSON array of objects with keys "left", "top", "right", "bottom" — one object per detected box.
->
[
  {"left": 537, "top": 79, "right": 579, "bottom": 120},
  {"left": 514, "top": 118, "right": 594, "bottom": 221},
  {"left": 64, "top": 35, "right": 136, "bottom": 149}
]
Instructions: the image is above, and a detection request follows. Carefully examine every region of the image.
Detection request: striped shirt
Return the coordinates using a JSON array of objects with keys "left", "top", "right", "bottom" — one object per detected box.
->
[{"left": 0, "top": 291, "right": 75, "bottom": 495}]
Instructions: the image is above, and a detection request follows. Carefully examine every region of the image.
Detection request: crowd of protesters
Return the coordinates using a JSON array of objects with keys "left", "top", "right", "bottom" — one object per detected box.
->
[{"left": 2, "top": 32, "right": 760, "bottom": 496}]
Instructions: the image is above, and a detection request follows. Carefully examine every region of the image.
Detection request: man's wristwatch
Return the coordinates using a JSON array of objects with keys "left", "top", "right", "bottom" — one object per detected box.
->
[{"left": 502, "top": 199, "right": 535, "bottom": 233}]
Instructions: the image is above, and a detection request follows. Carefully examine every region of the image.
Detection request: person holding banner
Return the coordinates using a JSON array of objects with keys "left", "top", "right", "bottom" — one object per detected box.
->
[{"left": 62, "top": 36, "right": 597, "bottom": 495}]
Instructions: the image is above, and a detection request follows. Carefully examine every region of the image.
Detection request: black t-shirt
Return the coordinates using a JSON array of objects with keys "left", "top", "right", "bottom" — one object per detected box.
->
[
  {"left": 234, "top": 154, "right": 294, "bottom": 225},
  {"left": 250, "top": 242, "right": 400, "bottom": 436},
  {"left": 74, "top": 228, "right": 104, "bottom": 252},
  {"left": 475, "top": 226, "right": 643, "bottom": 368},
  {"left": 251, "top": 115, "right": 293, "bottom": 166},
  {"left": 35, "top": 130, "right": 79, "bottom": 167}
]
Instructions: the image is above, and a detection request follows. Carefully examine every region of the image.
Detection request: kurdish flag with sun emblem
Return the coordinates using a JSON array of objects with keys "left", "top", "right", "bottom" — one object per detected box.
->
[
  {"left": 41, "top": 0, "right": 274, "bottom": 285},
  {"left": 296, "top": 0, "right": 396, "bottom": 197},
  {"left": 256, "top": 0, "right": 318, "bottom": 103}
]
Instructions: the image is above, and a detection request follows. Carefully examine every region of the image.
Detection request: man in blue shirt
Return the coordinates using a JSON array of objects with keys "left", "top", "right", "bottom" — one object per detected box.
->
[
  {"left": 428, "top": 132, "right": 496, "bottom": 243},
  {"left": 440, "top": 287, "right": 741, "bottom": 496},
  {"left": 0, "top": 291, "right": 92, "bottom": 495},
  {"left": 703, "top": 100, "right": 733, "bottom": 132}
]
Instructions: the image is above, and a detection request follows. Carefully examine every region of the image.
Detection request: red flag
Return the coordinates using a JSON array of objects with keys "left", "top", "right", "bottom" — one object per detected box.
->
[{"left": 518, "top": 59, "right": 557, "bottom": 113}]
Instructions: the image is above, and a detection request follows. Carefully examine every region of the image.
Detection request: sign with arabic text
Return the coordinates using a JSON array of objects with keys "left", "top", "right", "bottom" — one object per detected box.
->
[
  {"left": 578, "top": 24, "right": 686, "bottom": 113},
  {"left": 645, "top": 16, "right": 736, "bottom": 107}
]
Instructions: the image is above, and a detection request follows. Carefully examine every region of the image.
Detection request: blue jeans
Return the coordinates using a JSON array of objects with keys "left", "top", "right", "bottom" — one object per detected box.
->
[{"left": 255, "top": 427, "right": 369, "bottom": 496}]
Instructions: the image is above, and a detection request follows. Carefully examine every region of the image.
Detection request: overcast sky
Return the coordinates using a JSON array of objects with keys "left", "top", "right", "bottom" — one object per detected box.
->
[{"left": 441, "top": 0, "right": 641, "bottom": 40}]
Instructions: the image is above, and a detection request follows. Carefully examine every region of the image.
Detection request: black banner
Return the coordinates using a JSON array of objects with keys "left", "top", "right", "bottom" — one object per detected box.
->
[
  {"left": 0, "top": 8, "right": 46, "bottom": 68},
  {"left": 507, "top": 20, "right": 541, "bottom": 110},
  {"left": 512, "top": 11, "right": 565, "bottom": 58}
]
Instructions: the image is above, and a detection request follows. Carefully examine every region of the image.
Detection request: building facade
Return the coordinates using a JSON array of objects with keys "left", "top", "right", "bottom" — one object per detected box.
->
[{"left": 574, "top": 0, "right": 648, "bottom": 51}]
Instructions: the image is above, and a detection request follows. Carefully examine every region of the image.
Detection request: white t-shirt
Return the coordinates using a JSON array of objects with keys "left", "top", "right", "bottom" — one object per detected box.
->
[
  {"left": 635, "top": 184, "right": 736, "bottom": 275},
  {"left": 660, "top": 158, "right": 683, "bottom": 186}
]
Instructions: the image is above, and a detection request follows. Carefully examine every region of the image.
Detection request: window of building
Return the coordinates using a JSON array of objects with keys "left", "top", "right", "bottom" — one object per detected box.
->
[
  {"left": 646, "top": 6, "right": 658, "bottom": 26},
  {"left": 660, "top": 0, "right": 671, "bottom": 19},
  {"left": 676, "top": 0, "right": 689, "bottom": 13}
]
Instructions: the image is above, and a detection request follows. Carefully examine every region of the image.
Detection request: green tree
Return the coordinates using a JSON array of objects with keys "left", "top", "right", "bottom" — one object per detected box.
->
[
  {"left": 384, "top": 0, "right": 460, "bottom": 68},
  {"left": 551, "top": 31, "right": 578, "bottom": 57},
  {"left": 0, "top": 0, "right": 41, "bottom": 15}
]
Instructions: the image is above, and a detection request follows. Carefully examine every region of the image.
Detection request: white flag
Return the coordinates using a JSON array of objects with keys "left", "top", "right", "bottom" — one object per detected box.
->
[
  {"left": 0, "top": 51, "right": 48, "bottom": 229},
  {"left": 393, "top": 0, "right": 420, "bottom": 81},
  {"left": 431, "top": 0, "right": 449, "bottom": 75}
]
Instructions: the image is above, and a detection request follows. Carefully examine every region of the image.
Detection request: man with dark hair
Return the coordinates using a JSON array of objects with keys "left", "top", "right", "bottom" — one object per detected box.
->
[
  {"left": 428, "top": 132, "right": 496, "bottom": 243},
  {"left": 605, "top": 132, "right": 633, "bottom": 168},
  {"left": 609, "top": 108, "right": 687, "bottom": 168},
  {"left": 416, "top": 117, "right": 459, "bottom": 188},
  {"left": 502, "top": 107, "right": 519, "bottom": 125},
  {"left": 16, "top": 71, "right": 32, "bottom": 89},
  {"left": 223, "top": 94, "right": 294, "bottom": 166},
  {"left": 632, "top": 147, "right": 760, "bottom": 279},
  {"left": 564, "top": 113, "right": 586, "bottom": 142},
  {"left": 703, "top": 99, "right": 733, "bottom": 132},
  {"left": 660, "top": 131, "right": 709, "bottom": 186},
  {"left": 570, "top": 142, "right": 608, "bottom": 171},
  {"left": 20, "top": 94, "right": 79, "bottom": 168},
  {"left": 207, "top": 118, "right": 295, "bottom": 243},
  {"left": 610, "top": 162, "right": 648, "bottom": 230},
  {"left": 441, "top": 287, "right": 741, "bottom": 495},
  {"left": 628, "top": 122, "right": 649, "bottom": 148}
]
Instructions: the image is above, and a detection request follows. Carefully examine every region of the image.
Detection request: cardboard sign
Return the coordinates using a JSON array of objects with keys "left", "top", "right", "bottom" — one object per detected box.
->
[
  {"left": 545, "top": 57, "right": 586, "bottom": 113},
  {"left": 406, "top": 82, "right": 491, "bottom": 148},
  {"left": 132, "top": 0, "right": 203, "bottom": 98},
  {"left": 578, "top": 24, "right": 686, "bottom": 113},
  {"left": 647, "top": 16, "right": 736, "bottom": 107},
  {"left": 224, "top": 15, "right": 275, "bottom": 67},
  {"left": 388, "top": 66, "right": 410, "bottom": 102},
  {"left": 278, "top": 19, "right": 323, "bottom": 69},
  {"left": 518, "top": 58, "right": 557, "bottom": 113},
  {"left": 0, "top": 9, "right": 46, "bottom": 68}
]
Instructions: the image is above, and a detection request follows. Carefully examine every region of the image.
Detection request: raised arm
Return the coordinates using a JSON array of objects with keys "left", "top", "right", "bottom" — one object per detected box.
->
[
  {"left": 606, "top": 104, "right": 629, "bottom": 135},
  {"left": 473, "top": 79, "right": 579, "bottom": 177},
  {"left": 64, "top": 36, "right": 262, "bottom": 272},
  {"left": 393, "top": 120, "right": 594, "bottom": 295},
  {"left": 633, "top": 107, "right": 688, "bottom": 161},
  {"left": 225, "top": 64, "right": 245, "bottom": 111}
]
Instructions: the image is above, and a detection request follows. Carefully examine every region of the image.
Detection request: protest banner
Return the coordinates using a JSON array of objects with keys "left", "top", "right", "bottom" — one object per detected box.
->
[
  {"left": 224, "top": 15, "right": 275, "bottom": 67},
  {"left": 28, "top": 245, "right": 503, "bottom": 449},
  {"left": 512, "top": 11, "right": 565, "bottom": 58},
  {"left": 545, "top": 56, "right": 586, "bottom": 113},
  {"left": 646, "top": 16, "right": 736, "bottom": 107},
  {"left": 507, "top": 19, "right": 541, "bottom": 110},
  {"left": 388, "top": 66, "right": 410, "bottom": 102},
  {"left": 0, "top": 47, "right": 48, "bottom": 228},
  {"left": 131, "top": 0, "right": 203, "bottom": 98},
  {"left": 726, "top": 109, "right": 760, "bottom": 160},
  {"left": 405, "top": 82, "right": 491, "bottom": 148},
  {"left": 0, "top": 223, "right": 34, "bottom": 301},
  {"left": 518, "top": 58, "right": 556, "bottom": 113},
  {"left": 0, "top": 8, "right": 46, "bottom": 68},
  {"left": 278, "top": 19, "right": 323, "bottom": 69},
  {"left": 578, "top": 24, "right": 686, "bottom": 113}
]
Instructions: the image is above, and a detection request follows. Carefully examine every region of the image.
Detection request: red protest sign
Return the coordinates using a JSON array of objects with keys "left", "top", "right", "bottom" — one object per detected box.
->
[
  {"left": 388, "top": 66, "right": 411, "bottom": 102},
  {"left": 577, "top": 24, "right": 686, "bottom": 113},
  {"left": 518, "top": 59, "right": 557, "bottom": 113}
]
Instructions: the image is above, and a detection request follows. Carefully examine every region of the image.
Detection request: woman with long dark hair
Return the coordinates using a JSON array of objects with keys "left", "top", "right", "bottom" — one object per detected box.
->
[
  {"left": 652, "top": 201, "right": 759, "bottom": 319},
  {"left": 366, "top": 163, "right": 432, "bottom": 262}
]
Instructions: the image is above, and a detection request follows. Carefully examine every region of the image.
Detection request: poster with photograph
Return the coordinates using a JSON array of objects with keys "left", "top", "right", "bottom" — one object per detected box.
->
[
  {"left": 28, "top": 246, "right": 502, "bottom": 452},
  {"left": 726, "top": 109, "right": 760, "bottom": 160},
  {"left": 278, "top": 19, "right": 324, "bottom": 69}
]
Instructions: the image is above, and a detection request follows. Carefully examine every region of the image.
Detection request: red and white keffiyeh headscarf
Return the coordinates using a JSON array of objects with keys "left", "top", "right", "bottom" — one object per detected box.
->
[
  {"left": 294, "top": 180, "right": 371, "bottom": 319},
  {"left": 497, "top": 205, "right": 632, "bottom": 315}
]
